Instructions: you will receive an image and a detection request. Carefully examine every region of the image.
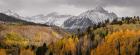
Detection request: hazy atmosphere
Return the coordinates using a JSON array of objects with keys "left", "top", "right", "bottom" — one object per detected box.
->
[{"left": 0, "top": 0, "right": 139, "bottom": 17}]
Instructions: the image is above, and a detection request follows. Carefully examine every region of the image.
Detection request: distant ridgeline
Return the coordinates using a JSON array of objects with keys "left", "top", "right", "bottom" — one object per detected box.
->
[{"left": 0, "top": 13, "right": 48, "bottom": 26}]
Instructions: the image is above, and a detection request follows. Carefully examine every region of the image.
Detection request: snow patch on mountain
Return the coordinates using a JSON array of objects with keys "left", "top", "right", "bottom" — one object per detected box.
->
[
  {"left": 45, "top": 15, "right": 73, "bottom": 26},
  {"left": 0, "top": 9, "right": 21, "bottom": 18},
  {"left": 23, "top": 12, "right": 73, "bottom": 26}
]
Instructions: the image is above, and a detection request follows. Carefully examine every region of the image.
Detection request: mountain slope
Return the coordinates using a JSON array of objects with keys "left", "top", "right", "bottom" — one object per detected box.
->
[
  {"left": 22, "top": 7, "right": 117, "bottom": 33},
  {"left": 0, "top": 24, "right": 69, "bottom": 46},
  {"left": 45, "top": 14, "right": 73, "bottom": 26},
  {"left": 78, "top": 7, "right": 117, "bottom": 23},
  {"left": 0, "top": 13, "right": 32, "bottom": 24},
  {"left": 0, "top": 9, "right": 21, "bottom": 18},
  {"left": 63, "top": 7, "right": 117, "bottom": 32},
  {"left": 23, "top": 12, "right": 73, "bottom": 27},
  {"left": 0, "top": 10, "right": 70, "bottom": 46}
]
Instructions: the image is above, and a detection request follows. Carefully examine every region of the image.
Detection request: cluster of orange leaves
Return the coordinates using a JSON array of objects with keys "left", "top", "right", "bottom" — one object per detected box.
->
[
  {"left": 0, "top": 49, "right": 6, "bottom": 55},
  {"left": 20, "top": 48, "right": 35, "bottom": 55},
  {"left": 92, "top": 29, "right": 140, "bottom": 55},
  {"left": 48, "top": 37, "right": 79, "bottom": 55}
]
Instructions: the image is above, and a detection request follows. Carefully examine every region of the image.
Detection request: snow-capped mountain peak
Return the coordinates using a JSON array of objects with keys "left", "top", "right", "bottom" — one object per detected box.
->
[
  {"left": 84, "top": 7, "right": 107, "bottom": 14},
  {"left": 0, "top": 9, "right": 21, "bottom": 18},
  {"left": 94, "top": 6, "right": 106, "bottom": 12},
  {"left": 78, "top": 6, "right": 117, "bottom": 22},
  {"left": 63, "top": 7, "right": 118, "bottom": 32}
]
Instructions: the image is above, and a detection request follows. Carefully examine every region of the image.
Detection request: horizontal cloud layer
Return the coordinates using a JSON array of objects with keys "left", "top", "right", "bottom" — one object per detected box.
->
[{"left": 0, "top": 0, "right": 139, "bottom": 17}]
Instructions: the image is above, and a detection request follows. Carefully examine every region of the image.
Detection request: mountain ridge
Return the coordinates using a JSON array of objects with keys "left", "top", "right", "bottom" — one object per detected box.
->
[
  {"left": 0, "top": 7, "right": 118, "bottom": 33},
  {"left": 62, "top": 7, "right": 118, "bottom": 32}
]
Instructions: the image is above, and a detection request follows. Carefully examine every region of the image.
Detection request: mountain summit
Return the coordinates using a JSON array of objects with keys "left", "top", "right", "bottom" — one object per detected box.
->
[
  {"left": 93, "top": 6, "right": 107, "bottom": 12},
  {"left": 63, "top": 7, "right": 117, "bottom": 32}
]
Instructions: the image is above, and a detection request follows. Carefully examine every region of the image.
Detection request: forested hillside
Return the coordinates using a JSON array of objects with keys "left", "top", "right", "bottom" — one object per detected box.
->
[
  {"left": 46, "top": 16, "right": 140, "bottom": 55},
  {"left": 0, "top": 16, "right": 140, "bottom": 55}
]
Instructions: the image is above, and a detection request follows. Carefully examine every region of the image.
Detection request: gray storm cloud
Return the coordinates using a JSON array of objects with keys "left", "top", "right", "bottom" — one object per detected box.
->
[
  {"left": 50, "top": 0, "right": 140, "bottom": 7},
  {"left": 0, "top": 0, "right": 139, "bottom": 17}
]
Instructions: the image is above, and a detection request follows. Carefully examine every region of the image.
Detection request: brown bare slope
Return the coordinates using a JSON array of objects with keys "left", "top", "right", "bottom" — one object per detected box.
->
[{"left": 0, "top": 24, "right": 69, "bottom": 46}]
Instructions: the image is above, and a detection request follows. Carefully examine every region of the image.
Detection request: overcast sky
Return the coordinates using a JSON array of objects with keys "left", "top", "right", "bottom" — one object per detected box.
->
[{"left": 0, "top": 0, "right": 139, "bottom": 17}]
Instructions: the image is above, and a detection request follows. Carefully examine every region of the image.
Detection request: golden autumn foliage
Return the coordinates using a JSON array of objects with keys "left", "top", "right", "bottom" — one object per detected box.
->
[
  {"left": 4, "top": 32, "right": 29, "bottom": 47},
  {"left": 91, "top": 49, "right": 95, "bottom": 55},
  {"left": 20, "top": 49, "right": 35, "bottom": 55},
  {"left": 48, "top": 36, "right": 79, "bottom": 55},
  {"left": 93, "top": 29, "right": 140, "bottom": 55},
  {"left": 0, "top": 49, "right": 6, "bottom": 55},
  {"left": 64, "top": 37, "right": 77, "bottom": 52},
  {"left": 1, "top": 18, "right": 140, "bottom": 55},
  {"left": 0, "top": 24, "right": 69, "bottom": 47}
]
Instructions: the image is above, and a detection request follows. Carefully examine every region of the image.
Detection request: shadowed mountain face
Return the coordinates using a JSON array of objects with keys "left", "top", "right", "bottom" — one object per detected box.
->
[
  {"left": 64, "top": 17, "right": 94, "bottom": 28},
  {"left": 63, "top": 17, "right": 94, "bottom": 33},
  {"left": 0, "top": 13, "right": 25, "bottom": 23},
  {"left": 0, "top": 13, "right": 49, "bottom": 26},
  {"left": 0, "top": 13, "right": 35, "bottom": 24}
]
